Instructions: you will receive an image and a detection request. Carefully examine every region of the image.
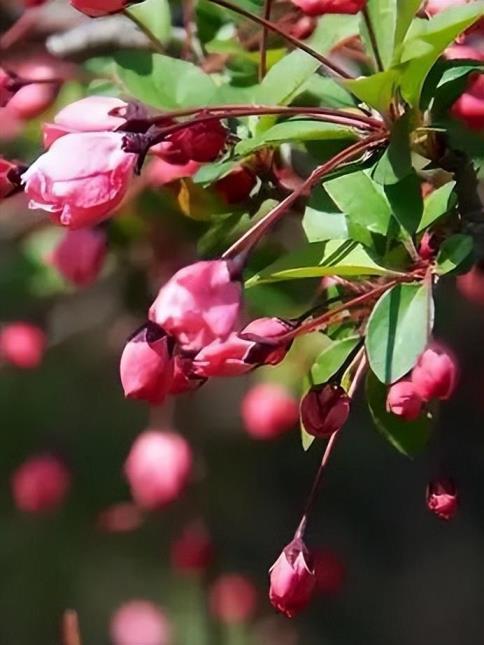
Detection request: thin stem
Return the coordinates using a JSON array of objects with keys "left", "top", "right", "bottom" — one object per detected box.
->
[
  {"left": 221, "top": 134, "right": 388, "bottom": 259},
  {"left": 259, "top": 0, "right": 273, "bottom": 80},
  {"left": 61, "top": 610, "right": 81, "bottom": 645},
  {"left": 207, "top": 0, "right": 353, "bottom": 79},
  {"left": 362, "top": 7, "right": 384, "bottom": 73},
  {"left": 122, "top": 8, "right": 165, "bottom": 55},
  {"left": 181, "top": 0, "right": 196, "bottom": 60}
]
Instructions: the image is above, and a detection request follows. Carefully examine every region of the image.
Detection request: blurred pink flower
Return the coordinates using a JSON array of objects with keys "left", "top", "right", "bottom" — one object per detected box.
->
[
  {"left": 71, "top": 0, "right": 133, "bottom": 17},
  {"left": 146, "top": 157, "right": 200, "bottom": 186},
  {"left": 457, "top": 266, "right": 484, "bottom": 305},
  {"left": 209, "top": 574, "right": 257, "bottom": 623},
  {"left": 313, "top": 548, "right": 346, "bottom": 595},
  {"left": 49, "top": 228, "right": 106, "bottom": 287},
  {"left": 110, "top": 600, "right": 171, "bottom": 645},
  {"left": 0, "top": 322, "right": 46, "bottom": 369},
  {"left": 386, "top": 380, "right": 423, "bottom": 421},
  {"left": 241, "top": 383, "right": 298, "bottom": 439},
  {"left": 170, "top": 522, "right": 214, "bottom": 573},
  {"left": 451, "top": 73, "right": 484, "bottom": 130},
  {"left": 11, "top": 455, "right": 70, "bottom": 513},
  {"left": 97, "top": 502, "right": 144, "bottom": 533}
]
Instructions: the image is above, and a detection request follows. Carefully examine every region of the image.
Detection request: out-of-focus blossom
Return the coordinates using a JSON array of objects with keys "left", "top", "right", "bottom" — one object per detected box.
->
[
  {"left": 289, "top": 15, "right": 317, "bottom": 39},
  {"left": 300, "top": 383, "right": 350, "bottom": 437},
  {"left": 209, "top": 574, "right": 257, "bottom": 623},
  {"left": 110, "top": 600, "right": 171, "bottom": 645},
  {"left": 7, "top": 82, "right": 58, "bottom": 121},
  {"left": 457, "top": 265, "right": 484, "bottom": 305},
  {"left": 426, "top": 479, "right": 458, "bottom": 520},
  {"left": 71, "top": 0, "right": 138, "bottom": 17},
  {"left": 411, "top": 343, "right": 458, "bottom": 401},
  {"left": 124, "top": 430, "right": 193, "bottom": 509},
  {"left": 313, "top": 548, "right": 346, "bottom": 595},
  {"left": 146, "top": 157, "right": 200, "bottom": 186},
  {"left": 241, "top": 383, "right": 299, "bottom": 439},
  {"left": 291, "top": 0, "right": 367, "bottom": 17},
  {"left": 386, "top": 380, "right": 423, "bottom": 421},
  {"left": 0, "top": 158, "right": 25, "bottom": 199},
  {"left": 0, "top": 68, "right": 16, "bottom": 107},
  {"left": 0, "top": 322, "right": 46, "bottom": 369},
  {"left": 149, "top": 260, "right": 242, "bottom": 352},
  {"left": 11, "top": 455, "right": 70, "bottom": 513},
  {"left": 269, "top": 538, "right": 316, "bottom": 618},
  {"left": 97, "top": 502, "right": 144, "bottom": 533},
  {"left": 214, "top": 167, "right": 257, "bottom": 204},
  {"left": 22, "top": 132, "right": 136, "bottom": 229},
  {"left": 49, "top": 228, "right": 106, "bottom": 287},
  {"left": 451, "top": 73, "right": 484, "bottom": 130},
  {"left": 170, "top": 522, "right": 214, "bottom": 573}
]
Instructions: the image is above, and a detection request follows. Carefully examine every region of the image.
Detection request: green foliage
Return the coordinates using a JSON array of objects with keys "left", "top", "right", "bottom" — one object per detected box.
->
[
  {"left": 417, "top": 181, "right": 456, "bottom": 232},
  {"left": 310, "top": 336, "right": 361, "bottom": 385},
  {"left": 436, "top": 234, "right": 474, "bottom": 275}
]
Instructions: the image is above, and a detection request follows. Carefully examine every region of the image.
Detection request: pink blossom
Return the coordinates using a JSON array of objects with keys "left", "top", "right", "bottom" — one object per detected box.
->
[
  {"left": 11, "top": 455, "right": 70, "bottom": 513},
  {"left": 209, "top": 574, "right": 257, "bottom": 623},
  {"left": 0, "top": 158, "right": 24, "bottom": 199},
  {"left": 149, "top": 260, "right": 242, "bottom": 352},
  {"left": 241, "top": 383, "right": 299, "bottom": 439},
  {"left": 49, "top": 228, "right": 106, "bottom": 287},
  {"left": 71, "top": 0, "right": 132, "bottom": 17},
  {"left": 451, "top": 73, "right": 484, "bottom": 130},
  {"left": 291, "top": 0, "right": 366, "bottom": 17},
  {"left": 313, "top": 548, "right": 346, "bottom": 595},
  {"left": 300, "top": 383, "right": 350, "bottom": 437},
  {"left": 97, "top": 502, "right": 144, "bottom": 533},
  {"left": 42, "top": 96, "right": 129, "bottom": 148},
  {"left": 457, "top": 266, "right": 484, "bottom": 306},
  {"left": 119, "top": 323, "right": 174, "bottom": 405},
  {"left": 7, "top": 82, "right": 58, "bottom": 121},
  {"left": 386, "top": 380, "right": 423, "bottom": 421},
  {"left": 110, "top": 601, "right": 171, "bottom": 645},
  {"left": 146, "top": 157, "right": 200, "bottom": 186},
  {"left": 411, "top": 343, "right": 458, "bottom": 401},
  {"left": 214, "top": 167, "right": 257, "bottom": 204},
  {"left": 170, "top": 522, "right": 214, "bottom": 573},
  {"left": 269, "top": 538, "right": 316, "bottom": 618},
  {"left": 426, "top": 479, "right": 458, "bottom": 521},
  {"left": 124, "top": 430, "right": 193, "bottom": 509},
  {"left": 0, "top": 322, "right": 46, "bottom": 369},
  {"left": 22, "top": 131, "right": 136, "bottom": 229}
]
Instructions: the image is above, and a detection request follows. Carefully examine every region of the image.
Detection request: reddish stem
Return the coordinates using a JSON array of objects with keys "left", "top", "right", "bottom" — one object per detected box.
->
[
  {"left": 259, "top": 0, "right": 273, "bottom": 80},
  {"left": 61, "top": 610, "right": 81, "bottom": 645}
]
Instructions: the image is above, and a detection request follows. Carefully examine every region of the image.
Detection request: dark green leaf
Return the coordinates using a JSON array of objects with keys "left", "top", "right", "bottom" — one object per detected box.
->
[
  {"left": 417, "top": 181, "right": 456, "bottom": 232},
  {"left": 310, "top": 336, "right": 361, "bottom": 384},
  {"left": 365, "top": 281, "right": 434, "bottom": 384},
  {"left": 371, "top": 114, "right": 412, "bottom": 185},
  {"left": 436, "top": 234, "right": 474, "bottom": 275},
  {"left": 384, "top": 172, "right": 423, "bottom": 236}
]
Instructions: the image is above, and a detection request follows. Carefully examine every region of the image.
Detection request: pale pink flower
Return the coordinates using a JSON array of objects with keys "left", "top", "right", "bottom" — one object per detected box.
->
[
  {"left": 411, "top": 343, "right": 458, "bottom": 401},
  {"left": 209, "top": 574, "right": 257, "bottom": 623},
  {"left": 241, "top": 383, "right": 298, "bottom": 439},
  {"left": 110, "top": 601, "right": 171, "bottom": 645},
  {"left": 49, "top": 228, "right": 106, "bottom": 287},
  {"left": 386, "top": 380, "right": 423, "bottom": 421}
]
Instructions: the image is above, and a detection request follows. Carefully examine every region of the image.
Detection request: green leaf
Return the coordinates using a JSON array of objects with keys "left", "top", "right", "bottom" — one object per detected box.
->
[
  {"left": 235, "top": 120, "right": 356, "bottom": 156},
  {"left": 297, "top": 75, "right": 357, "bottom": 108},
  {"left": 361, "top": 0, "right": 398, "bottom": 69},
  {"left": 127, "top": 0, "right": 171, "bottom": 43},
  {"left": 394, "top": 0, "right": 423, "bottom": 57},
  {"left": 424, "top": 60, "right": 484, "bottom": 111},
  {"left": 417, "top": 181, "right": 456, "bottom": 232},
  {"left": 310, "top": 336, "right": 361, "bottom": 384},
  {"left": 366, "top": 370, "right": 432, "bottom": 457},
  {"left": 436, "top": 234, "right": 474, "bottom": 275},
  {"left": 384, "top": 172, "right": 423, "bottom": 237},
  {"left": 302, "top": 186, "right": 349, "bottom": 242},
  {"left": 193, "top": 160, "right": 238, "bottom": 185},
  {"left": 114, "top": 52, "right": 217, "bottom": 109},
  {"left": 343, "top": 68, "right": 400, "bottom": 113},
  {"left": 371, "top": 113, "right": 412, "bottom": 185},
  {"left": 246, "top": 240, "right": 398, "bottom": 287},
  {"left": 365, "top": 281, "right": 434, "bottom": 384}
]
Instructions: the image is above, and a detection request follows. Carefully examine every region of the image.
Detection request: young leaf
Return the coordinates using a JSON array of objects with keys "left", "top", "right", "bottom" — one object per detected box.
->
[
  {"left": 127, "top": 0, "right": 171, "bottom": 43},
  {"left": 366, "top": 370, "right": 432, "bottom": 457},
  {"left": 417, "top": 181, "right": 456, "bottom": 232},
  {"left": 310, "top": 336, "right": 361, "bottom": 384},
  {"left": 436, "top": 234, "right": 474, "bottom": 275},
  {"left": 365, "top": 281, "right": 434, "bottom": 384},
  {"left": 343, "top": 68, "right": 400, "bottom": 113}
]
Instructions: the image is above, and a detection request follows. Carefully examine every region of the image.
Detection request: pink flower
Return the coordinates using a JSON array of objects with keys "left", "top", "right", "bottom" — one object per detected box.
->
[
  {"left": 291, "top": 0, "right": 366, "bottom": 17},
  {"left": 119, "top": 322, "right": 174, "bottom": 405},
  {"left": 124, "top": 430, "right": 193, "bottom": 509},
  {"left": 170, "top": 522, "right": 214, "bottom": 573},
  {"left": 411, "top": 343, "right": 458, "bottom": 401},
  {"left": 457, "top": 266, "right": 484, "bottom": 306},
  {"left": 209, "top": 574, "right": 257, "bottom": 623},
  {"left": 149, "top": 260, "right": 242, "bottom": 352},
  {"left": 97, "top": 502, "right": 143, "bottom": 533},
  {"left": 0, "top": 322, "right": 46, "bottom": 369},
  {"left": 451, "top": 74, "right": 484, "bottom": 131},
  {"left": 313, "top": 548, "right": 346, "bottom": 595},
  {"left": 7, "top": 82, "right": 58, "bottom": 121},
  {"left": 300, "top": 383, "right": 350, "bottom": 438},
  {"left": 386, "top": 380, "right": 423, "bottom": 421},
  {"left": 214, "top": 167, "right": 257, "bottom": 204},
  {"left": 42, "top": 96, "right": 130, "bottom": 148},
  {"left": 22, "top": 131, "right": 136, "bottom": 229},
  {"left": 110, "top": 601, "right": 171, "bottom": 645},
  {"left": 146, "top": 157, "right": 200, "bottom": 186},
  {"left": 269, "top": 538, "right": 316, "bottom": 618},
  {"left": 289, "top": 15, "right": 317, "bottom": 39},
  {"left": 0, "top": 158, "right": 24, "bottom": 199},
  {"left": 11, "top": 455, "right": 70, "bottom": 513},
  {"left": 426, "top": 479, "right": 458, "bottom": 521},
  {"left": 71, "top": 0, "right": 134, "bottom": 17},
  {"left": 49, "top": 228, "right": 106, "bottom": 287},
  {"left": 241, "top": 383, "right": 299, "bottom": 439},
  {"left": 0, "top": 68, "right": 15, "bottom": 107}
]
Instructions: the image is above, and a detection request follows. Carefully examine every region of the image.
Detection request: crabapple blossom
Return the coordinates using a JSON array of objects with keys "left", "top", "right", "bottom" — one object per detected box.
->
[
  {"left": 451, "top": 73, "right": 484, "bottom": 130},
  {"left": 0, "top": 322, "right": 46, "bottom": 369},
  {"left": 300, "top": 383, "right": 350, "bottom": 437},
  {"left": 386, "top": 380, "right": 423, "bottom": 421},
  {"left": 269, "top": 538, "right": 316, "bottom": 618},
  {"left": 49, "top": 228, "right": 106, "bottom": 287},
  {"left": 209, "top": 574, "right": 257, "bottom": 623},
  {"left": 426, "top": 479, "right": 458, "bottom": 520},
  {"left": 110, "top": 601, "right": 171, "bottom": 645},
  {"left": 291, "top": 0, "right": 366, "bottom": 17},
  {"left": 411, "top": 344, "right": 458, "bottom": 401},
  {"left": 170, "top": 522, "right": 214, "bottom": 573},
  {"left": 11, "top": 455, "right": 70, "bottom": 513},
  {"left": 241, "top": 383, "right": 299, "bottom": 439},
  {"left": 71, "top": 0, "right": 138, "bottom": 17}
]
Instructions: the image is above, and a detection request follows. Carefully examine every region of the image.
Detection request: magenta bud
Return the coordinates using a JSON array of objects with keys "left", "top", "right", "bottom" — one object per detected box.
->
[
  {"left": 0, "top": 322, "right": 46, "bottom": 369},
  {"left": 411, "top": 343, "right": 458, "bottom": 402},
  {"left": 291, "top": 0, "right": 366, "bottom": 17},
  {"left": 426, "top": 479, "right": 458, "bottom": 521},
  {"left": 300, "top": 383, "right": 350, "bottom": 438},
  {"left": 119, "top": 322, "right": 174, "bottom": 405},
  {"left": 269, "top": 537, "right": 316, "bottom": 618},
  {"left": 386, "top": 380, "right": 423, "bottom": 421},
  {"left": 11, "top": 454, "right": 70, "bottom": 514},
  {"left": 169, "top": 120, "right": 228, "bottom": 163}
]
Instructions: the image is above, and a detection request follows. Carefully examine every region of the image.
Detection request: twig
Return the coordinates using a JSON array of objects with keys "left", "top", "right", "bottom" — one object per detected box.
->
[
  {"left": 122, "top": 8, "right": 165, "bottom": 54},
  {"left": 362, "top": 7, "right": 384, "bottom": 72},
  {"left": 259, "top": 0, "right": 273, "bottom": 80}
]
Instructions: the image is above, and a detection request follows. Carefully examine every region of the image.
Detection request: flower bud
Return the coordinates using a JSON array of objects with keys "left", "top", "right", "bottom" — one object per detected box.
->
[
  {"left": 0, "top": 322, "right": 46, "bottom": 369},
  {"left": 209, "top": 574, "right": 257, "bottom": 623},
  {"left": 149, "top": 260, "right": 242, "bottom": 352},
  {"left": 313, "top": 548, "right": 346, "bottom": 595},
  {"left": 49, "top": 228, "right": 106, "bottom": 287},
  {"left": 291, "top": 0, "right": 367, "bottom": 17},
  {"left": 300, "top": 383, "right": 350, "bottom": 438},
  {"left": 97, "top": 502, "right": 143, "bottom": 533},
  {"left": 289, "top": 15, "right": 317, "bottom": 39},
  {"left": 11, "top": 455, "right": 70, "bottom": 513},
  {"left": 418, "top": 231, "right": 438, "bottom": 261},
  {"left": 451, "top": 73, "right": 484, "bottom": 131},
  {"left": 169, "top": 355, "right": 205, "bottom": 394},
  {"left": 0, "top": 158, "right": 25, "bottom": 199},
  {"left": 169, "top": 120, "right": 227, "bottom": 163},
  {"left": 241, "top": 383, "right": 299, "bottom": 439},
  {"left": 386, "top": 380, "right": 423, "bottom": 421},
  {"left": 0, "top": 68, "right": 16, "bottom": 107},
  {"left": 170, "top": 522, "right": 214, "bottom": 573},
  {"left": 214, "top": 167, "right": 257, "bottom": 204},
  {"left": 124, "top": 429, "right": 192, "bottom": 509},
  {"left": 269, "top": 538, "right": 316, "bottom": 618},
  {"left": 110, "top": 601, "right": 171, "bottom": 645},
  {"left": 411, "top": 343, "right": 458, "bottom": 402},
  {"left": 119, "top": 322, "right": 174, "bottom": 405},
  {"left": 7, "top": 82, "right": 58, "bottom": 122},
  {"left": 426, "top": 479, "right": 458, "bottom": 521},
  {"left": 457, "top": 265, "right": 484, "bottom": 306},
  {"left": 71, "top": 0, "right": 140, "bottom": 17},
  {"left": 22, "top": 131, "right": 136, "bottom": 229}
]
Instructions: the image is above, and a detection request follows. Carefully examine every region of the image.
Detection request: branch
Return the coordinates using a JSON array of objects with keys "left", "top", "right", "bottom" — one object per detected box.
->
[
  {"left": 362, "top": 7, "right": 384, "bottom": 73},
  {"left": 122, "top": 8, "right": 165, "bottom": 54},
  {"left": 259, "top": 0, "right": 273, "bottom": 80}
]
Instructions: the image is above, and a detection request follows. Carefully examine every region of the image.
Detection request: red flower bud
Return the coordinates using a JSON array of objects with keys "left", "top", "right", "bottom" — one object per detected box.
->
[
  {"left": 214, "top": 167, "right": 257, "bottom": 204},
  {"left": 300, "top": 383, "right": 350, "bottom": 438},
  {"left": 11, "top": 455, "right": 70, "bottom": 513},
  {"left": 269, "top": 538, "right": 316, "bottom": 618},
  {"left": 71, "top": 0, "right": 138, "bottom": 17},
  {"left": 426, "top": 479, "right": 458, "bottom": 521},
  {"left": 386, "top": 380, "right": 423, "bottom": 421},
  {"left": 418, "top": 231, "right": 438, "bottom": 261},
  {"left": 291, "top": 0, "right": 366, "bottom": 17},
  {"left": 209, "top": 574, "right": 257, "bottom": 623},
  {"left": 170, "top": 522, "right": 214, "bottom": 573},
  {"left": 169, "top": 120, "right": 227, "bottom": 163},
  {"left": 49, "top": 228, "right": 106, "bottom": 287},
  {"left": 0, "top": 322, "right": 46, "bottom": 369},
  {"left": 119, "top": 322, "right": 174, "bottom": 405},
  {"left": 457, "top": 265, "right": 484, "bottom": 306},
  {"left": 411, "top": 343, "right": 458, "bottom": 402},
  {"left": 289, "top": 15, "right": 317, "bottom": 39},
  {"left": 241, "top": 383, "right": 299, "bottom": 439}
]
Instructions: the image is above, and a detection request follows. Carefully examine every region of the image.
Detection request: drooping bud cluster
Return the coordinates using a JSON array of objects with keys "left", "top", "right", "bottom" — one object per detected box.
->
[{"left": 426, "top": 479, "right": 458, "bottom": 521}]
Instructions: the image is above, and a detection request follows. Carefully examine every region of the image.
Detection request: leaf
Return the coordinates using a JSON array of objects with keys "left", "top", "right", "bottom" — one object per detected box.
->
[
  {"left": 417, "top": 181, "right": 456, "bottom": 232},
  {"left": 436, "top": 234, "right": 474, "bottom": 275},
  {"left": 114, "top": 52, "right": 217, "bottom": 109},
  {"left": 193, "top": 160, "right": 238, "bottom": 185},
  {"left": 302, "top": 186, "right": 349, "bottom": 242},
  {"left": 176, "top": 179, "right": 227, "bottom": 220},
  {"left": 371, "top": 113, "right": 412, "bottom": 185},
  {"left": 343, "top": 68, "right": 400, "bottom": 113},
  {"left": 366, "top": 370, "right": 432, "bottom": 457},
  {"left": 361, "top": 0, "right": 398, "bottom": 70},
  {"left": 246, "top": 240, "right": 397, "bottom": 287},
  {"left": 365, "top": 281, "right": 434, "bottom": 384},
  {"left": 235, "top": 120, "right": 356, "bottom": 156},
  {"left": 394, "top": 0, "right": 423, "bottom": 57},
  {"left": 297, "top": 76, "right": 357, "bottom": 108},
  {"left": 384, "top": 172, "right": 423, "bottom": 237},
  {"left": 127, "top": 0, "right": 171, "bottom": 43},
  {"left": 424, "top": 60, "right": 484, "bottom": 111},
  {"left": 310, "top": 336, "right": 361, "bottom": 384}
]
